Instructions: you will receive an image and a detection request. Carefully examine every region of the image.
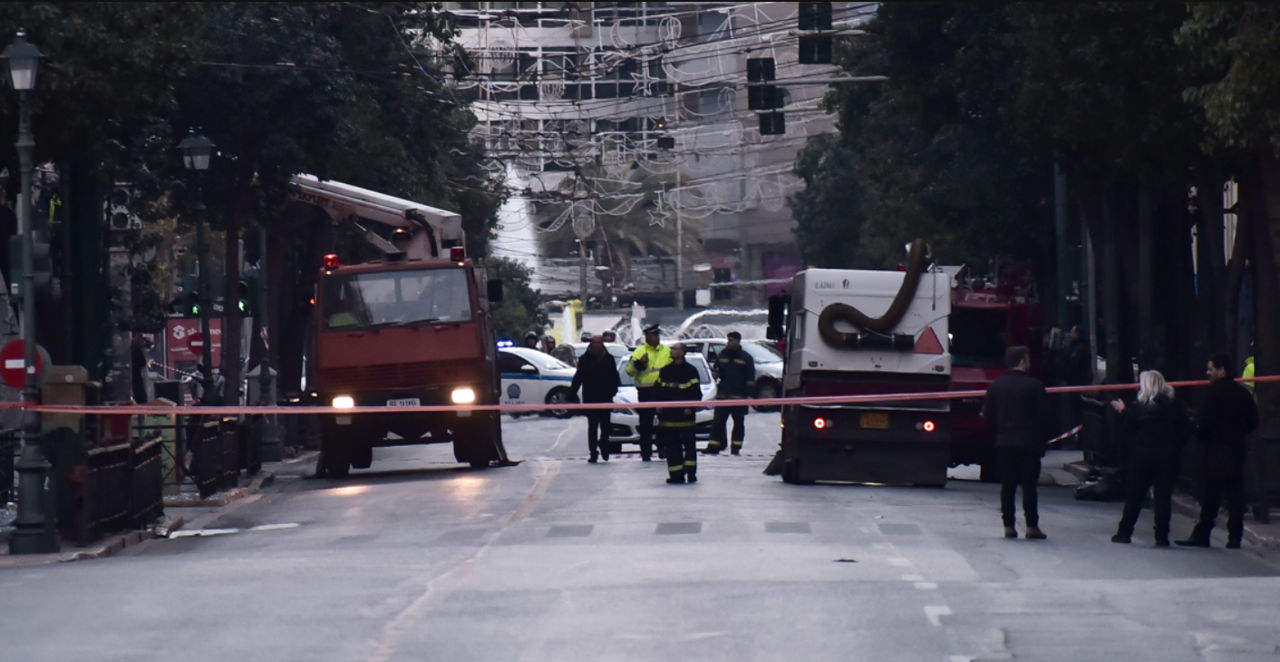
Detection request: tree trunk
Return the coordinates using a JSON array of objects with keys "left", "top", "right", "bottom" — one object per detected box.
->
[
  {"left": 1137, "top": 185, "right": 1155, "bottom": 373},
  {"left": 1253, "top": 155, "right": 1280, "bottom": 441},
  {"left": 1195, "top": 161, "right": 1226, "bottom": 373}
]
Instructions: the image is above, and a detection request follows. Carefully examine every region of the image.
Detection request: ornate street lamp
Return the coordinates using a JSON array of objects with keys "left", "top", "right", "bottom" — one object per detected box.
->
[
  {"left": 177, "top": 130, "right": 217, "bottom": 404},
  {"left": 3, "top": 28, "right": 58, "bottom": 553}
]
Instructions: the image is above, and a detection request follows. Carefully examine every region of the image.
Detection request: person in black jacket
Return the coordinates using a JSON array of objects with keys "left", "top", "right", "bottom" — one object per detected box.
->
[
  {"left": 707, "top": 331, "right": 755, "bottom": 455},
  {"left": 982, "top": 345, "right": 1051, "bottom": 540},
  {"left": 1177, "top": 353, "right": 1260, "bottom": 548},
  {"left": 658, "top": 343, "right": 702, "bottom": 484},
  {"left": 570, "top": 337, "right": 622, "bottom": 463},
  {"left": 1110, "top": 370, "right": 1189, "bottom": 546}
]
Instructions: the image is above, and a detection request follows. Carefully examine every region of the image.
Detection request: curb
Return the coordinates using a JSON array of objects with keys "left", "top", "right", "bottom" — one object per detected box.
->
[
  {"left": 1066, "top": 460, "right": 1279, "bottom": 549},
  {"left": 0, "top": 470, "right": 277, "bottom": 567}
]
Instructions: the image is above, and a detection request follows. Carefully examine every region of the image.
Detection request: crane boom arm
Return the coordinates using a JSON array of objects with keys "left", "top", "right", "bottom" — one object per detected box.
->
[{"left": 289, "top": 174, "right": 464, "bottom": 259}]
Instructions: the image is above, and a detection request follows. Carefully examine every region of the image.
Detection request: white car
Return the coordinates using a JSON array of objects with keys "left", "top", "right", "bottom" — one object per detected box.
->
[
  {"left": 679, "top": 338, "right": 785, "bottom": 410},
  {"left": 497, "top": 347, "right": 578, "bottom": 418},
  {"left": 609, "top": 354, "right": 718, "bottom": 445},
  {"left": 569, "top": 341, "right": 632, "bottom": 361}
]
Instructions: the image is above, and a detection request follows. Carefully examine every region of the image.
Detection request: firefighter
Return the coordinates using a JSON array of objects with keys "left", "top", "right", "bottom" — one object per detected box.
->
[
  {"left": 707, "top": 331, "right": 755, "bottom": 455},
  {"left": 626, "top": 324, "right": 672, "bottom": 461},
  {"left": 657, "top": 342, "right": 701, "bottom": 483}
]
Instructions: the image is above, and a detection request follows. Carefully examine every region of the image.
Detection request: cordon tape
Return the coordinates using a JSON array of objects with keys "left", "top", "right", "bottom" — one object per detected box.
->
[{"left": 0, "top": 376, "right": 1274, "bottom": 416}]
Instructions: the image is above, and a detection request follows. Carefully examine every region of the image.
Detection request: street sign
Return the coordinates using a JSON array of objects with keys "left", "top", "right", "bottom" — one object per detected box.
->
[
  {"left": 189, "top": 333, "right": 204, "bottom": 351},
  {"left": 0, "top": 338, "right": 47, "bottom": 389}
]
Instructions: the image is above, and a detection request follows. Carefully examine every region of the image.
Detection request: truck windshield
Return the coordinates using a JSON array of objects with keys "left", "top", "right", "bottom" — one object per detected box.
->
[
  {"left": 323, "top": 268, "right": 472, "bottom": 329},
  {"left": 950, "top": 308, "right": 1007, "bottom": 367}
]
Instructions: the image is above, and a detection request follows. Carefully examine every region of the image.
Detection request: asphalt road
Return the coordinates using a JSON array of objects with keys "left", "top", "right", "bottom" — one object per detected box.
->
[{"left": 2, "top": 412, "right": 1278, "bottom": 661}]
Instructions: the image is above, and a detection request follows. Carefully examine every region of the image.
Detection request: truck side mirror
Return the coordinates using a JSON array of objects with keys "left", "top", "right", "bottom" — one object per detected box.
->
[
  {"left": 766, "top": 294, "right": 788, "bottom": 340},
  {"left": 487, "top": 279, "right": 504, "bottom": 303}
]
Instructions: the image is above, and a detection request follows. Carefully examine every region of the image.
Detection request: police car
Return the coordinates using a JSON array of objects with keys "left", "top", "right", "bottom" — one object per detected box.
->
[{"left": 497, "top": 347, "right": 578, "bottom": 418}]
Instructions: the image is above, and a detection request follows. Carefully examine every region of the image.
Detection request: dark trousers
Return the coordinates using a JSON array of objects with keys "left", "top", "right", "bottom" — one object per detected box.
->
[
  {"left": 997, "top": 447, "right": 1041, "bottom": 527},
  {"left": 1115, "top": 448, "right": 1179, "bottom": 541},
  {"left": 1193, "top": 469, "right": 1247, "bottom": 543},
  {"left": 636, "top": 387, "right": 659, "bottom": 460},
  {"left": 586, "top": 409, "right": 611, "bottom": 458},
  {"left": 710, "top": 403, "right": 747, "bottom": 452},
  {"left": 662, "top": 425, "right": 697, "bottom": 480}
]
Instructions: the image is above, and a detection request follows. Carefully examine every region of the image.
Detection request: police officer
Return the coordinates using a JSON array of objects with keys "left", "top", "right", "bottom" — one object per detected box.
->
[
  {"left": 658, "top": 342, "right": 701, "bottom": 483},
  {"left": 707, "top": 331, "right": 755, "bottom": 455},
  {"left": 524, "top": 331, "right": 541, "bottom": 350},
  {"left": 626, "top": 324, "right": 672, "bottom": 461}
]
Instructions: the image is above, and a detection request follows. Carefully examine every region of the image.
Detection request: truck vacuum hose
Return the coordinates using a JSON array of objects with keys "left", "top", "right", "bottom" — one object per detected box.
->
[{"left": 817, "top": 238, "right": 928, "bottom": 347}]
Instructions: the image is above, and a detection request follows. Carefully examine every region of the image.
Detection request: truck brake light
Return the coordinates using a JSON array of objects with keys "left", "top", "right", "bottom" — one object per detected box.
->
[
  {"left": 813, "top": 418, "right": 829, "bottom": 430},
  {"left": 922, "top": 420, "right": 936, "bottom": 432},
  {"left": 450, "top": 246, "right": 466, "bottom": 262},
  {"left": 323, "top": 253, "right": 340, "bottom": 269}
]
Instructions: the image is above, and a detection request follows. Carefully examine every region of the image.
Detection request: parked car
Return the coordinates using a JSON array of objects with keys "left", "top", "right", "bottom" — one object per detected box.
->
[
  {"left": 610, "top": 354, "right": 717, "bottom": 446},
  {"left": 497, "top": 347, "right": 578, "bottom": 418},
  {"left": 678, "top": 338, "right": 784, "bottom": 410}
]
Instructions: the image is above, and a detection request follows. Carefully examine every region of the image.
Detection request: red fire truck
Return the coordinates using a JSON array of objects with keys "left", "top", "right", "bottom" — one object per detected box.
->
[
  {"left": 946, "top": 263, "right": 1042, "bottom": 479},
  {"left": 293, "top": 175, "right": 510, "bottom": 476}
]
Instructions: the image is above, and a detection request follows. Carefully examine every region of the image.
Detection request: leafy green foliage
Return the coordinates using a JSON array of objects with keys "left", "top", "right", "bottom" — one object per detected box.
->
[{"left": 487, "top": 256, "right": 547, "bottom": 342}]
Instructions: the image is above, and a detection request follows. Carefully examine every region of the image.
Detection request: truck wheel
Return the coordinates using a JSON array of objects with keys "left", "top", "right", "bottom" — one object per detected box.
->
[
  {"left": 753, "top": 380, "right": 780, "bottom": 412},
  {"left": 454, "top": 413, "right": 507, "bottom": 468},
  {"left": 545, "top": 387, "right": 575, "bottom": 418},
  {"left": 318, "top": 437, "right": 350, "bottom": 478}
]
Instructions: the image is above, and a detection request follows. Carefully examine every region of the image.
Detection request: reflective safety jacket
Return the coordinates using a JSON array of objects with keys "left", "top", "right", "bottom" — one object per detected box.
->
[
  {"left": 626, "top": 342, "right": 672, "bottom": 388},
  {"left": 657, "top": 360, "right": 702, "bottom": 427},
  {"left": 713, "top": 346, "right": 756, "bottom": 398}
]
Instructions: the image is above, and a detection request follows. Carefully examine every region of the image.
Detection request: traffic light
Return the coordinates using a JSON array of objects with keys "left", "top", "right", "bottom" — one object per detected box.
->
[
  {"left": 8, "top": 235, "right": 51, "bottom": 297},
  {"left": 759, "top": 112, "right": 786, "bottom": 136},
  {"left": 747, "top": 58, "right": 781, "bottom": 111},
  {"left": 104, "top": 183, "right": 141, "bottom": 232},
  {"left": 237, "top": 278, "right": 251, "bottom": 316},
  {"left": 798, "top": 2, "right": 833, "bottom": 65}
]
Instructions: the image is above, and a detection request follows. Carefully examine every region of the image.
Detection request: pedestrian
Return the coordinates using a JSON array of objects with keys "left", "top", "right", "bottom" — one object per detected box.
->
[
  {"left": 625, "top": 324, "right": 672, "bottom": 462},
  {"left": 1065, "top": 325, "right": 1092, "bottom": 386},
  {"left": 570, "top": 337, "right": 621, "bottom": 463},
  {"left": 542, "top": 334, "right": 558, "bottom": 355},
  {"left": 981, "top": 345, "right": 1051, "bottom": 540},
  {"left": 524, "top": 331, "right": 541, "bottom": 350},
  {"left": 657, "top": 342, "right": 701, "bottom": 483},
  {"left": 1109, "top": 370, "right": 1189, "bottom": 547},
  {"left": 707, "top": 331, "right": 755, "bottom": 455},
  {"left": 551, "top": 341, "right": 577, "bottom": 366},
  {"left": 1176, "top": 353, "right": 1260, "bottom": 549},
  {"left": 130, "top": 333, "right": 153, "bottom": 404}
]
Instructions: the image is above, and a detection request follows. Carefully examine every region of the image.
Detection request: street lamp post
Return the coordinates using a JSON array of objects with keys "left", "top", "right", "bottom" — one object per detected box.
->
[
  {"left": 4, "top": 29, "right": 58, "bottom": 553},
  {"left": 177, "top": 130, "right": 216, "bottom": 404}
]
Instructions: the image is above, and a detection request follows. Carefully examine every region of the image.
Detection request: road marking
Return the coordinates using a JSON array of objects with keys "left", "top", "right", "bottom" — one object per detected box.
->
[
  {"left": 914, "top": 582, "right": 939, "bottom": 591},
  {"left": 247, "top": 522, "right": 301, "bottom": 532},
  {"left": 549, "top": 420, "right": 576, "bottom": 452},
  {"left": 872, "top": 542, "right": 895, "bottom": 551},
  {"left": 924, "top": 605, "right": 952, "bottom": 627},
  {"left": 888, "top": 557, "right": 912, "bottom": 567},
  {"left": 901, "top": 574, "right": 925, "bottom": 582},
  {"left": 169, "top": 527, "right": 240, "bottom": 538}
]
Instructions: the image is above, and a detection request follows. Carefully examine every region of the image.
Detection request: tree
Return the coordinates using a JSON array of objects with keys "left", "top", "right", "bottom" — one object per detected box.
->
[{"left": 488, "top": 257, "right": 547, "bottom": 342}]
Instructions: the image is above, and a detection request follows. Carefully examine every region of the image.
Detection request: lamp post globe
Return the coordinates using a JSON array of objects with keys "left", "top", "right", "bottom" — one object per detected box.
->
[
  {"left": 4, "top": 28, "right": 57, "bottom": 554},
  {"left": 178, "top": 129, "right": 217, "bottom": 404}
]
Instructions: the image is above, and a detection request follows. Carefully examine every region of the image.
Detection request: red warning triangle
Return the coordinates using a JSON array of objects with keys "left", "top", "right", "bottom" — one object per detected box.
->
[{"left": 914, "top": 326, "right": 944, "bottom": 355}]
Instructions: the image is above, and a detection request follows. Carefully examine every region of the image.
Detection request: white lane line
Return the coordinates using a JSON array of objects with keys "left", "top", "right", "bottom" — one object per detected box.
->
[
  {"left": 248, "top": 522, "right": 301, "bottom": 532},
  {"left": 949, "top": 657, "right": 974, "bottom": 662},
  {"left": 872, "top": 542, "right": 895, "bottom": 551},
  {"left": 887, "top": 557, "right": 912, "bottom": 567},
  {"left": 914, "top": 582, "right": 939, "bottom": 591},
  {"left": 549, "top": 421, "right": 576, "bottom": 452},
  {"left": 924, "top": 605, "right": 952, "bottom": 627},
  {"left": 901, "top": 574, "right": 925, "bottom": 582},
  {"left": 169, "top": 528, "right": 241, "bottom": 539}
]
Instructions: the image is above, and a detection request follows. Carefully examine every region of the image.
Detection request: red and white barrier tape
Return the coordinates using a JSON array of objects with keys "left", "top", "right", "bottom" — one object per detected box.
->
[{"left": 0, "top": 375, "right": 1275, "bottom": 416}]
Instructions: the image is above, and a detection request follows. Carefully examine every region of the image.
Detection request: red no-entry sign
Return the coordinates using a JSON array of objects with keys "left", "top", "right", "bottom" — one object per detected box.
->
[{"left": 0, "top": 338, "right": 45, "bottom": 389}]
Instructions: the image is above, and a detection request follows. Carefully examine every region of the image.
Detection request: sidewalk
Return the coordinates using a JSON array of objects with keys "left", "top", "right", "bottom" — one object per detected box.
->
[
  {"left": 1063, "top": 459, "right": 1280, "bottom": 549},
  {"left": 0, "top": 450, "right": 318, "bottom": 568}
]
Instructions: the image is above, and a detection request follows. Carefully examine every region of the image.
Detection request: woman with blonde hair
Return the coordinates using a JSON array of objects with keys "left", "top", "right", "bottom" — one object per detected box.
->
[{"left": 1109, "top": 370, "right": 1189, "bottom": 546}]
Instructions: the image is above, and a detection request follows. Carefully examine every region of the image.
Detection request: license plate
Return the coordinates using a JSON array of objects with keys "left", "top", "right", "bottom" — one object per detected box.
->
[
  {"left": 387, "top": 398, "right": 421, "bottom": 407},
  {"left": 335, "top": 415, "right": 352, "bottom": 426},
  {"left": 859, "top": 412, "right": 889, "bottom": 429}
]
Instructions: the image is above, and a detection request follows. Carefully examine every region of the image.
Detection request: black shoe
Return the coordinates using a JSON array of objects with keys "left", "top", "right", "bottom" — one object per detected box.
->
[
  {"left": 1155, "top": 538, "right": 1170, "bottom": 548},
  {"left": 1111, "top": 534, "right": 1131, "bottom": 544},
  {"left": 686, "top": 475, "right": 697, "bottom": 484},
  {"left": 730, "top": 448, "right": 740, "bottom": 456},
  {"left": 1004, "top": 526, "right": 1017, "bottom": 539},
  {"left": 1226, "top": 539, "right": 1242, "bottom": 549},
  {"left": 588, "top": 456, "right": 598, "bottom": 464},
  {"left": 601, "top": 454, "right": 609, "bottom": 462},
  {"left": 1175, "top": 538, "right": 1210, "bottom": 547},
  {"left": 666, "top": 477, "right": 684, "bottom": 484},
  {"left": 641, "top": 456, "right": 652, "bottom": 462}
]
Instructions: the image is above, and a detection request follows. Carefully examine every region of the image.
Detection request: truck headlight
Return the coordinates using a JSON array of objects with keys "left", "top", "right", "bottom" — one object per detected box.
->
[
  {"left": 451, "top": 387, "right": 477, "bottom": 405},
  {"left": 332, "top": 395, "right": 355, "bottom": 409}
]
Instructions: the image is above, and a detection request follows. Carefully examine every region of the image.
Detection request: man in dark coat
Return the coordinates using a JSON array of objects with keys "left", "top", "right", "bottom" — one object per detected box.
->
[
  {"left": 982, "top": 345, "right": 1051, "bottom": 540},
  {"left": 657, "top": 342, "right": 702, "bottom": 484},
  {"left": 570, "top": 337, "right": 622, "bottom": 463},
  {"left": 707, "top": 331, "right": 755, "bottom": 455},
  {"left": 1177, "top": 353, "right": 1260, "bottom": 548}
]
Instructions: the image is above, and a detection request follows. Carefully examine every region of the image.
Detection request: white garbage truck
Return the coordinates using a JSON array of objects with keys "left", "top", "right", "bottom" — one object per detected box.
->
[{"left": 767, "top": 240, "right": 952, "bottom": 485}]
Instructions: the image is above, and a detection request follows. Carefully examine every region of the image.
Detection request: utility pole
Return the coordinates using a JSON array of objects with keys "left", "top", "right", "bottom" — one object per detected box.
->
[
  {"left": 578, "top": 238, "right": 587, "bottom": 306},
  {"left": 675, "top": 168, "right": 684, "bottom": 310}
]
